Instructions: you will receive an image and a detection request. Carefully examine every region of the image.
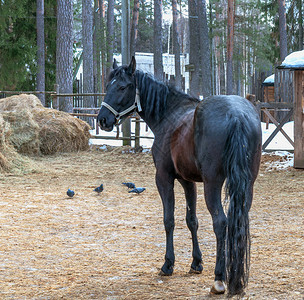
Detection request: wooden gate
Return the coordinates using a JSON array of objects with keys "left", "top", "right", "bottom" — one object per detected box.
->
[{"left": 256, "top": 102, "right": 294, "bottom": 151}]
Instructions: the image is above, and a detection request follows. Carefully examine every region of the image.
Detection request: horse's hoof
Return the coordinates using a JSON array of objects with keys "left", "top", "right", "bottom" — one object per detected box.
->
[
  {"left": 159, "top": 266, "right": 173, "bottom": 276},
  {"left": 210, "top": 280, "right": 226, "bottom": 294},
  {"left": 189, "top": 265, "right": 203, "bottom": 274},
  {"left": 158, "top": 269, "right": 173, "bottom": 276}
]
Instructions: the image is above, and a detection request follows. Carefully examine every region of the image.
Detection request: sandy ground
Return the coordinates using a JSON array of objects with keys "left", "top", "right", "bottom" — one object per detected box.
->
[{"left": 0, "top": 147, "right": 303, "bottom": 299}]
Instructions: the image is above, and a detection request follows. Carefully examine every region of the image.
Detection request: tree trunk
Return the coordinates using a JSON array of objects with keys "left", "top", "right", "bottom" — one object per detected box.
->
[
  {"left": 100, "top": 0, "right": 106, "bottom": 92},
  {"left": 56, "top": 0, "right": 73, "bottom": 112},
  {"left": 188, "top": 0, "right": 200, "bottom": 97},
  {"left": 226, "top": 0, "right": 234, "bottom": 95},
  {"left": 121, "top": 0, "right": 130, "bottom": 65},
  {"left": 172, "top": 0, "right": 181, "bottom": 89},
  {"left": 209, "top": 2, "right": 215, "bottom": 95},
  {"left": 106, "top": 0, "right": 115, "bottom": 78},
  {"left": 37, "top": 0, "right": 45, "bottom": 106},
  {"left": 82, "top": 0, "right": 94, "bottom": 120},
  {"left": 278, "top": 0, "right": 288, "bottom": 61},
  {"left": 198, "top": 0, "right": 211, "bottom": 97},
  {"left": 93, "top": 0, "right": 101, "bottom": 97},
  {"left": 153, "top": 0, "right": 164, "bottom": 81},
  {"left": 122, "top": 0, "right": 131, "bottom": 146},
  {"left": 213, "top": 0, "right": 222, "bottom": 95},
  {"left": 298, "top": 0, "right": 303, "bottom": 50},
  {"left": 130, "top": 0, "right": 140, "bottom": 57}
]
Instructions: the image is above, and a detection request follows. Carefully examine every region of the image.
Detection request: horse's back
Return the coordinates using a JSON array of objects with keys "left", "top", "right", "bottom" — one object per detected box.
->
[
  {"left": 194, "top": 95, "right": 261, "bottom": 177},
  {"left": 196, "top": 95, "right": 259, "bottom": 126}
]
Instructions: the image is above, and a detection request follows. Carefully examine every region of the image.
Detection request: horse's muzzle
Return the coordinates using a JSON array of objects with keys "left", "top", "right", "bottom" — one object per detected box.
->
[{"left": 98, "top": 117, "right": 114, "bottom": 132}]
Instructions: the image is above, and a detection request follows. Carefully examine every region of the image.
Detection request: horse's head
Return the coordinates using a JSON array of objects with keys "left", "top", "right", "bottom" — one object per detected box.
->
[{"left": 97, "top": 56, "right": 141, "bottom": 131}]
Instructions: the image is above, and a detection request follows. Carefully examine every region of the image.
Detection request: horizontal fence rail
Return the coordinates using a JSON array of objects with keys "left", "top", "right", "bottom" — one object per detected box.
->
[
  {"left": 51, "top": 92, "right": 152, "bottom": 147},
  {"left": 0, "top": 91, "right": 296, "bottom": 151}
]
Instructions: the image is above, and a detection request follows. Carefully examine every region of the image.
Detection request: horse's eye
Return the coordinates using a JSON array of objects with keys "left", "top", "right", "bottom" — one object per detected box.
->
[{"left": 119, "top": 85, "right": 127, "bottom": 91}]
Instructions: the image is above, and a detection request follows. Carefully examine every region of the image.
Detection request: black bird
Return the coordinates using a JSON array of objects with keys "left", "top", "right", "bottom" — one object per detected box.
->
[
  {"left": 67, "top": 189, "right": 75, "bottom": 198},
  {"left": 122, "top": 182, "right": 136, "bottom": 189},
  {"left": 94, "top": 184, "right": 104, "bottom": 194},
  {"left": 128, "top": 187, "right": 146, "bottom": 194}
]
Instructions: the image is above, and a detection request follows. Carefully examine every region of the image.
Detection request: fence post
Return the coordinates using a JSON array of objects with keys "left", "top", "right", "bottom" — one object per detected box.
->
[
  {"left": 53, "top": 84, "right": 59, "bottom": 110},
  {"left": 135, "top": 116, "right": 140, "bottom": 148},
  {"left": 293, "top": 70, "right": 304, "bottom": 168}
]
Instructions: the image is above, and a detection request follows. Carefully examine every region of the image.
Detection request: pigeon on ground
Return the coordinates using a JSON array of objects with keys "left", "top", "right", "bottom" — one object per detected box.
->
[
  {"left": 67, "top": 189, "right": 75, "bottom": 198},
  {"left": 94, "top": 184, "right": 104, "bottom": 194},
  {"left": 122, "top": 182, "right": 136, "bottom": 189},
  {"left": 128, "top": 187, "right": 146, "bottom": 194}
]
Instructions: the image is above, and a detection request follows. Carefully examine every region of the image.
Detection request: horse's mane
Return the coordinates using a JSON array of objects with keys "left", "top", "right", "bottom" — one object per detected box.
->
[
  {"left": 135, "top": 71, "right": 169, "bottom": 121},
  {"left": 135, "top": 70, "right": 199, "bottom": 121}
]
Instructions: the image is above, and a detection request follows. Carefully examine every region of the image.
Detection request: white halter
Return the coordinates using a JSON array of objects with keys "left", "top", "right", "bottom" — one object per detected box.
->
[{"left": 101, "top": 88, "right": 142, "bottom": 124}]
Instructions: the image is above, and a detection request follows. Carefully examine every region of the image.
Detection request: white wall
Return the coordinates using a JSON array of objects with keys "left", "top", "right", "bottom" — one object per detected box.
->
[{"left": 76, "top": 51, "right": 190, "bottom": 91}]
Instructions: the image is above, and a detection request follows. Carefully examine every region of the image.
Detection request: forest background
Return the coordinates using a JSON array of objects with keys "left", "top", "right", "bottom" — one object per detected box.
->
[{"left": 0, "top": 0, "right": 302, "bottom": 110}]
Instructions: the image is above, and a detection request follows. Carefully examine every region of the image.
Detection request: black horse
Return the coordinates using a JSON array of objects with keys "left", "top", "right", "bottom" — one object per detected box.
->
[{"left": 97, "top": 57, "right": 262, "bottom": 296}]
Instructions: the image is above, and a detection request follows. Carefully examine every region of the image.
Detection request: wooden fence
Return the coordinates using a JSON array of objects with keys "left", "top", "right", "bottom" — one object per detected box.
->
[
  {"left": 0, "top": 89, "right": 297, "bottom": 152},
  {"left": 51, "top": 92, "right": 152, "bottom": 148},
  {"left": 0, "top": 90, "right": 153, "bottom": 148}
]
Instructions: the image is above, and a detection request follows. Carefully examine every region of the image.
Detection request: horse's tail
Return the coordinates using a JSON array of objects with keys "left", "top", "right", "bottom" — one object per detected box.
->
[{"left": 223, "top": 116, "right": 253, "bottom": 296}]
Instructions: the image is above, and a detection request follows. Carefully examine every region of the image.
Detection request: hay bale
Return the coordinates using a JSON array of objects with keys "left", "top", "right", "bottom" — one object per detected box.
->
[
  {"left": 0, "top": 94, "right": 43, "bottom": 111},
  {"left": 1, "top": 110, "right": 40, "bottom": 155},
  {"left": 0, "top": 114, "right": 11, "bottom": 170},
  {"left": 0, "top": 114, "right": 35, "bottom": 173},
  {"left": 34, "top": 109, "right": 91, "bottom": 155},
  {"left": 0, "top": 94, "right": 41, "bottom": 154},
  {"left": 0, "top": 94, "right": 91, "bottom": 155}
]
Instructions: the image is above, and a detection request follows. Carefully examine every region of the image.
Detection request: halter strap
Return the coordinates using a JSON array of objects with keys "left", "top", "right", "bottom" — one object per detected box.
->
[{"left": 101, "top": 88, "right": 142, "bottom": 124}]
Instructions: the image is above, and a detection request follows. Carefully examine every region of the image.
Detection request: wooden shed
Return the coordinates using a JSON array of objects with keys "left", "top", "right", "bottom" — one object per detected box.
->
[
  {"left": 280, "top": 50, "right": 304, "bottom": 168},
  {"left": 262, "top": 74, "right": 275, "bottom": 127},
  {"left": 292, "top": 68, "right": 304, "bottom": 168},
  {"left": 263, "top": 74, "right": 275, "bottom": 102}
]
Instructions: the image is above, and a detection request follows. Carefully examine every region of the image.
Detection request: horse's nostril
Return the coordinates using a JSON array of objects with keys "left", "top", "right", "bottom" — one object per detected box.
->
[{"left": 99, "top": 118, "right": 106, "bottom": 128}]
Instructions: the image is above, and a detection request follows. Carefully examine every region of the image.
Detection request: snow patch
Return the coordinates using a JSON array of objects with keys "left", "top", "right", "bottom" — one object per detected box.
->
[
  {"left": 261, "top": 121, "right": 294, "bottom": 151},
  {"left": 263, "top": 74, "right": 275, "bottom": 84},
  {"left": 263, "top": 151, "right": 294, "bottom": 171},
  {"left": 281, "top": 50, "right": 304, "bottom": 68}
]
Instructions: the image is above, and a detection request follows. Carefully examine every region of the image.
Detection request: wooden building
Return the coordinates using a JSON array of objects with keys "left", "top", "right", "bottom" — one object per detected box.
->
[
  {"left": 280, "top": 50, "right": 304, "bottom": 168},
  {"left": 292, "top": 68, "right": 304, "bottom": 168},
  {"left": 263, "top": 74, "right": 275, "bottom": 103},
  {"left": 262, "top": 74, "right": 275, "bottom": 128}
]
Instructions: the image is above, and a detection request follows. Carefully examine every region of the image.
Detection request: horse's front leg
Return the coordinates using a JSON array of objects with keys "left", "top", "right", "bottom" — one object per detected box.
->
[
  {"left": 178, "top": 179, "right": 203, "bottom": 274},
  {"left": 156, "top": 169, "right": 175, "bottom": 276}
]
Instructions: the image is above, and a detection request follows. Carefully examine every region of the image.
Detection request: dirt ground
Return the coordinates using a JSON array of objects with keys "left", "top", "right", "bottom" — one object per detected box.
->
[{"left": 0, "top": 147, "right": 303, "bottom": 299}]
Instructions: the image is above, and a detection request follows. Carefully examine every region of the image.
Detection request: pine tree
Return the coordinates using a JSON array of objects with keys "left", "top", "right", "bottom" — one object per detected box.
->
[
  {"left": 172, "top": 0, "right": 182, "bottom": 89},
  {"left": 188, "top": 0, "right": 200, "bottom": 96},
  {"left": 106, "top": 0, "right": 115, "bottom": 78},
  {"left": 37, "top": 0, "right": 45, "bottom": 106},
  {"left": 226, "top": 0, "right": 234, "bottom": 95},
  {"left": 0, "top": 0, "right": 36, "bottom": 90},
  {"left": 82, "top": 0, "right": 94, "bottom": 116},
  {"left": 154, "top": 0, "right": 164, "bottom": 81},
  {"left": 56, "top": 0, "right": 73, "bottom": 112},
  {"left": 198, "top": 0, "right": 211, "bottom": 97},
  {"left": 130, "top": 0, "right": 140, "bottom": 57},
  {"left": 278, "top": 0, "right": 288, "bottom": 61}
]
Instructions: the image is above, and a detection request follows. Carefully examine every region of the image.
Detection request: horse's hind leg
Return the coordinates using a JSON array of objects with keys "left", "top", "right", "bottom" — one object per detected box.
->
[
  {"left": 178, "top": 179, "right": 203, "bottom": 274},
  {"left": 204, "top": 180, "right": 227, "bottom": 294}
]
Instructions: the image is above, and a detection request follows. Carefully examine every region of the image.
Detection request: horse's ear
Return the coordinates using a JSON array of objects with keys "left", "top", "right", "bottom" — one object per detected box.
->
[
  {"left": 113, "top": 58, "right": 118, "bottom": 70},
  {"left": 128, "top": 56, "right": 136, "bottom": 74}
]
